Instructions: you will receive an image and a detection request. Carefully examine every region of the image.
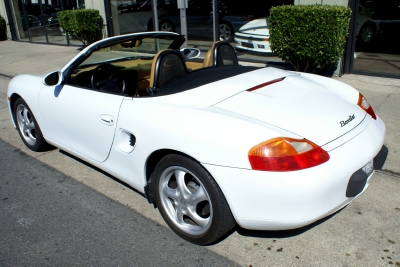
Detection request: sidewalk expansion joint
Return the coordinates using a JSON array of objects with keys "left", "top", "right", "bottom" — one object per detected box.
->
[
  {"left": 0, "top": 72, "right": 15, "bottom": 79},
  {"left": 377, "top": 169, "right": 400, "bottom": 178}
]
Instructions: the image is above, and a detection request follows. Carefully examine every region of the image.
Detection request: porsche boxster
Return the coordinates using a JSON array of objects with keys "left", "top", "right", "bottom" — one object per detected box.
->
[{"left": 7, "top": 32, "right": 388, "bottom": 245}]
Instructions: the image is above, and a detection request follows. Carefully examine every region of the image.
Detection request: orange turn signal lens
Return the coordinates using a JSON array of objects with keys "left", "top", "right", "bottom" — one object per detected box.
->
[
  {"left": 357, "top": 93, "right": 376, "bottom": 120},
  {"left": 248, "top": 138, "right": 330, "bottom": 171}
]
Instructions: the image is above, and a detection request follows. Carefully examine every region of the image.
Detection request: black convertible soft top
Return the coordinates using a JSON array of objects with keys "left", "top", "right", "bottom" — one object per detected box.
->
[{"left": 155, "top": 65, "right": 260, "bottom": 96}]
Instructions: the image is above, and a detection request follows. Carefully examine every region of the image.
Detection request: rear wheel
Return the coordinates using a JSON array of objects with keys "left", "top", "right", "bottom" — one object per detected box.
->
[
  {"left": 152, "top": 154, "right": 235, "bottom": 245},
  {"left": 13, "top": 98, "right": 50, "bottom": 152},
  {"left": 219, "top": 22, "right": 234, "bottom": 42}
]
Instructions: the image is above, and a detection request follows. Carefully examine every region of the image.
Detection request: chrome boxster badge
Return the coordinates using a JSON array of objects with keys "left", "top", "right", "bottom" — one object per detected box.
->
[{"left": 340, "top": 114, "right": 355, "bottom": 127}]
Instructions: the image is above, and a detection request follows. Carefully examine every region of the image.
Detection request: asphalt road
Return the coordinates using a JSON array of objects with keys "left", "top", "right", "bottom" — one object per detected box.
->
[
  {"left": 0, "top": 138, "right": 238, "bottom": 266},
  {"left": 1, "top": 74, "right": 400, "bottom": 266}
]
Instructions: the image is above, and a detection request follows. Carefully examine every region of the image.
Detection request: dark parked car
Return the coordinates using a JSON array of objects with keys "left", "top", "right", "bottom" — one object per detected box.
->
[
  {"left": 22, "top": 4, "right": 61, "bottom": 27},
  {"left": 357, "top": 0, "right": 400, "bottom": 46},
  {"left": 156, "top": 0, "right": 252, "bottom": 42},
  {"left": 20, "top": 14, "right": 42, "bottom": 31}
]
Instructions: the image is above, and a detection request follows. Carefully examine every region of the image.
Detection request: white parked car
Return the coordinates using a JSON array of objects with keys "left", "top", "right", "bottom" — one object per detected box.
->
[
  {"left": 235, "top": 18, "right": 271, "bottom": 53},
  {"left": 7, "top": 32, "right": 388, "bottom": 245}
]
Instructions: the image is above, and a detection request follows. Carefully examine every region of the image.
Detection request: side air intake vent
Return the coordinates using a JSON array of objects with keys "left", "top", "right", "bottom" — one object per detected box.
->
[
  {"left": 129, "top": 134, "right": 136, "bottom": 147},
  {"left": 115, "top": 129, "right": 136, "bottom": 154}
]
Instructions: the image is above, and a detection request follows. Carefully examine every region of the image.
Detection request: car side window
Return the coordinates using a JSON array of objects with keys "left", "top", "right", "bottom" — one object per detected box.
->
[{"left": 67, "top": 37, "right": 179, "bottom": 96}]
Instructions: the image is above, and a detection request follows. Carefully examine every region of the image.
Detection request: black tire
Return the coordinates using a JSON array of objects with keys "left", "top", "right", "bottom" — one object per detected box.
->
[
  {"left": 13, "top": 98, "right": 50, "bottom": 152},
  {"left": 359, "top": 22, "right": 376, "bottom": 44},
  {"left": 152, "top": 154, "right": 235, "bottom": 245},
  {"left": 159, "top": 20, "right": 175, "bottom": 32},
  {"left": 219, "top": 22, "right": 234, "bottom": 42}
]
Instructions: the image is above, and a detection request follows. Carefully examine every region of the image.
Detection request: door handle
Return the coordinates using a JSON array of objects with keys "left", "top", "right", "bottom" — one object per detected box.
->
[{"left": 100, "top": 115, "right": 114, "bottom": 126}]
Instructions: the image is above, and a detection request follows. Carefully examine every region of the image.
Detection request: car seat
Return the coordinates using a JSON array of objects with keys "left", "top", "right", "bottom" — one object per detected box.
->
[
  {"left": 147, "top": 49, "right": 189, "bottom": 96},
  {"left": 202, "top": 41, "right": 239, "bottom": 68}
]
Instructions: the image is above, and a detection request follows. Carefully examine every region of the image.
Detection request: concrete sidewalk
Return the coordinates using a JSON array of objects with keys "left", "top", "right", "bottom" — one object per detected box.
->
[{"left": 0, "top": 40, "right": 399, "bottom": 175}]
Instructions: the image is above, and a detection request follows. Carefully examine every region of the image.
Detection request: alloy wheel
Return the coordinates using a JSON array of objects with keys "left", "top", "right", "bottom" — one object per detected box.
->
[
  {"left": 158, "top": 166, "right": 212, "bottom": 236},
  {"left": 16, "top": 104, "right": 37, "bottom": 146},
  {"left": 160, "top": 22, "right": 174, "bottom": 32},
  {"left": 219, "top": 23, "right": 232, "bottom": 41}
]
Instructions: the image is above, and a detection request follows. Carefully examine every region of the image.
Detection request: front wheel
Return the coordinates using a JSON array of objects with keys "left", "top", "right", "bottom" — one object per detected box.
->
[
  {"left": 13, "top": 98, "right": 50, "bottom": 152},
  {"left": 152, "top": 154, "right": 235, "bottom": 245},
  {"left": 359, "top": 23, "right": 376, "bottom": 44},
  {"left": 159, "top": 20, "right": 175, "bottom": 32}
]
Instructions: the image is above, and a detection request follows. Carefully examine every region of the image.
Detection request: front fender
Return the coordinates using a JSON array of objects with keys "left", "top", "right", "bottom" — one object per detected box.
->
[{"left": 7, "top": 74, "right": 47, "bottom": 133}]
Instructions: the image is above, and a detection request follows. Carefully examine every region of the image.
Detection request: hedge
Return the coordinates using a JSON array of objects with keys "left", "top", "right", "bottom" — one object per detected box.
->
[
  {"left": 57, "top": 9, "right": 103, "bottom": 47},
  {"left": 0, "top": 15, "right": 6, "bottom": 41},
  {"left": 269, "top": 5, "right": 351, "bottom": 74}
]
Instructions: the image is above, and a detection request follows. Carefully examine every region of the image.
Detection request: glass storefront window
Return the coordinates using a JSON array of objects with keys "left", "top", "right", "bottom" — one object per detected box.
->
[
  {"left": 109, "top": 0, "right": 293, "bottom": 64},
  {"left": 8, "top": 0, "right": 84, "bottom": 45},
  {"left": 354, "top": 0, "right": 400, "bottom": 75},
  {"left": 111, "top": 0, "right": 155, "bottom": 35}
]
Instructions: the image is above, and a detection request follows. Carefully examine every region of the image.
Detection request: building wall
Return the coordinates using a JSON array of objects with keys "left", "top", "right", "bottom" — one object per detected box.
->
[
  {"left": 84, "top": 0, "right": 108, "bottom": 38},
  {"left": 295, "top": 0, "right": 350, "bottom": 75},
  {"left": 295, "top": 0, "right": 348, "bottom": 6},
  {"left": 0, "top": 0, "right": 11, "bottom": 40}
]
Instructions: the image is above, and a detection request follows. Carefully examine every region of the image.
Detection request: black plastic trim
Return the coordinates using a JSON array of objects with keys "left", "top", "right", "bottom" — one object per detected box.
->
[
  {"left": 144, "top": 183, "right": 154, "bottom": 204},
  {"left": 235, "top": 34, "right": 269, "bottom": 42},
  {"left": 346, "top": 169, "right": 368, "bottom": 198},
  {"left": 374, "top": 145, "right": 389, "bottom": 170}
]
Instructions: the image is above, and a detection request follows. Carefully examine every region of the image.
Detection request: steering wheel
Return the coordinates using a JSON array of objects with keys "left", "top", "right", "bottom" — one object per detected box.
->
[{"left": 91, "top": 63, "right": 117, "bottom": 89}]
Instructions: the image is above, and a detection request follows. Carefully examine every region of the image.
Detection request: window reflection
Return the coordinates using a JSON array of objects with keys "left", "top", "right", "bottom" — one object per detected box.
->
[
  {"left": 110, "top": 0, "right": 293, "bottom": 64},
  {"left": 354, "top": 0, "right": 400, "bottom": 75},
  {"left": 10, "top": 0, "right": 84, "bottom": 45}
]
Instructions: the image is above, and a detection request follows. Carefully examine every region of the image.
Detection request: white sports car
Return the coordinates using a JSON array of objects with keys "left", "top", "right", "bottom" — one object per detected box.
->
[
  {"left": 7, "top": 32, "right": 388, "bottom": 245},
  {"left": 235, "top": 18, "right": 271, "bottom": 53}
]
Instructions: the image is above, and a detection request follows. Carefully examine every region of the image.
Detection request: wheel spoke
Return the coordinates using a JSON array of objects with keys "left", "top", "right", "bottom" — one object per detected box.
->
[
  {"left": 22, "top": 107, "right": 30, "bottom": 122},
  {"left": 187, "top": 186, "right": 208, "bottom": 206},
  {"left": 17, "top": 110, "right": 24, "bottom": 122},
  {"left": 187, "top": 208, "right": 210, "bottom": 228},
  {"left": 20, "top": 122, "right": 26, "bottom": 133},
  {"left": 176, "top": 206, "right": 185, "bottom": 224},
  {"left": 25, "top": 121, "right": 35, "bottom": 130},
  {"left": 163, "top": 185, "right": 179, "bottom": 200},
  {"left": 175, "top": 170, "right": 188, "bottom": 197}
]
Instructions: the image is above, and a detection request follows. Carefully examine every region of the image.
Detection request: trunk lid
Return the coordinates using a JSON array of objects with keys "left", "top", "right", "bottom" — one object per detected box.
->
[{"left": 214, "top": 75, "right": 365, "bottom": 146}]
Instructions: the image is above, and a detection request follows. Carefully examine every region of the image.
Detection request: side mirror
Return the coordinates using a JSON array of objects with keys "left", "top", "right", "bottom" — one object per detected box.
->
[
  {"left": 43, "top": 71, "right": 63, "bottom": 86},
  {"left": 180, "top": 48, "right": 201, "bottom": 59}
]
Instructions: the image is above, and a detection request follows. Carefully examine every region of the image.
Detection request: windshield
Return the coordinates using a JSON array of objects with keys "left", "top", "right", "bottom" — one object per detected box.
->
[{"left": 80, "top": 36, "right": 179, "bottom": 66}]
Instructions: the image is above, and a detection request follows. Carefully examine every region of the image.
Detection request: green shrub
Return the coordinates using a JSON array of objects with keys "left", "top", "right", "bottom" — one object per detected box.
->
[
  {"left": 58, "top": 9, "right": 103, "bottom": 47},
  {"left": 269, "top": 5, "right": 351, "bottom": 74},
  {"left": 0, "top": 15, "right": 6, "bottom": 41}
]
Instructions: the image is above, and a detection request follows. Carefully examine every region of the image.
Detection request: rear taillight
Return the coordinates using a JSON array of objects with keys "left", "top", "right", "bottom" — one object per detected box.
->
[
  {"left": 248, "top": 138, "right": 330, "bottom": 171},
  {"left": 358, "top": 93, "right": 376, "bottom": 120}
]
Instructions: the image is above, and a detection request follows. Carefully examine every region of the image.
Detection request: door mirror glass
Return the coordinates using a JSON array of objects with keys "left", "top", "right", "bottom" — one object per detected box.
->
[
  {"left": 180, "top": 48, "right": 201, "bottom": 59},
  {"left": 43, "top": 71, "right": 63, "bottom": 86}
]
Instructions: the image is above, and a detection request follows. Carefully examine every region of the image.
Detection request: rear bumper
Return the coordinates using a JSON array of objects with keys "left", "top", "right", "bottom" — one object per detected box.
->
[
  {"left": 203, "top": 116, "right": 386, "bottom": 231},
  {"left": 346, "top": 144, "right": 388, "bottom": 197}
]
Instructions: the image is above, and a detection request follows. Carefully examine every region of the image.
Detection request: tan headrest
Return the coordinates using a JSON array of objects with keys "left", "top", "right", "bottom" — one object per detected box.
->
[
  {"left": 149, "top": 49, "right": 170, "bottom": 88},
  {"left": 202, "top": 41, "right": 219, "bottom": 67}
]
